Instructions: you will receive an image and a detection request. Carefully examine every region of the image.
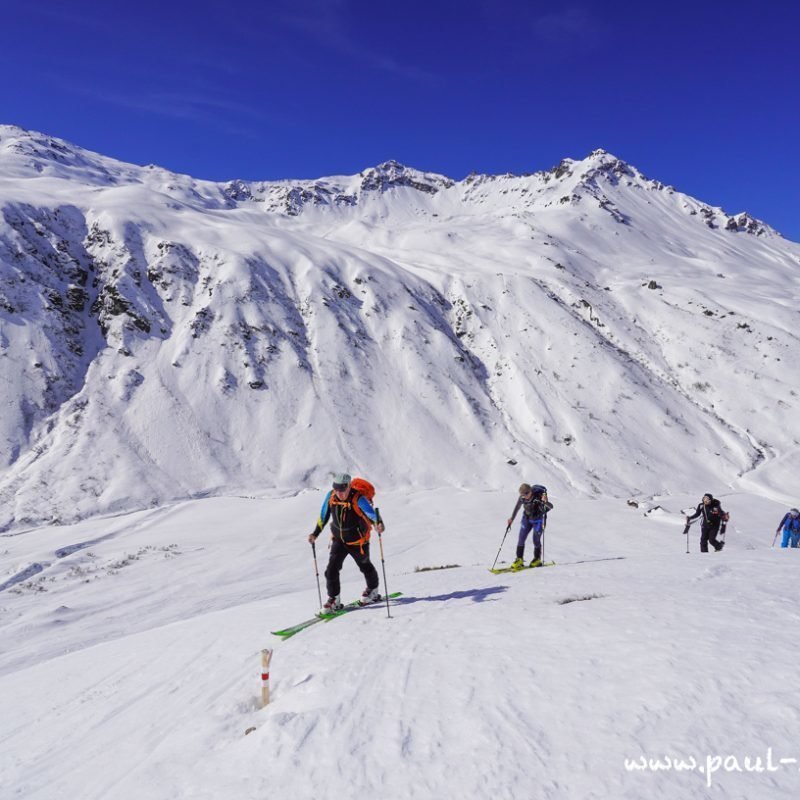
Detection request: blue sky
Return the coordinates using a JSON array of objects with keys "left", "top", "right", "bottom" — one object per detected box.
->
[{"left": 2, "top": 0, "right": 798, "bottom": 240}]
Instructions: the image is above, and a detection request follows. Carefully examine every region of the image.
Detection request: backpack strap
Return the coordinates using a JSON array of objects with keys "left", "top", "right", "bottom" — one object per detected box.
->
[{"left": 348, "top": 491, "right": 373, "bottom": 553}]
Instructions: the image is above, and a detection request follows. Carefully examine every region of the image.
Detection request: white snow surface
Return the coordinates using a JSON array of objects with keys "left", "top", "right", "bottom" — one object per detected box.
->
[
  {"left": 1, "top": 125, "right": 799, "bottom": 529},
  {"left": 2, "top": 490, "right": 799, "bottom": 799}
]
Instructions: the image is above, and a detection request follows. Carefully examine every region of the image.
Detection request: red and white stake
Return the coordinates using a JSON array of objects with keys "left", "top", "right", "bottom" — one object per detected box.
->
[{"left": 261, "top": 648, "right": 273, "bottom": 708}]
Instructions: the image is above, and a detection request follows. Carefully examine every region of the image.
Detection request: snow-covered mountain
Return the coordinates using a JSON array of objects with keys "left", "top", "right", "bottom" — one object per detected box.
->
[{"left": 1, "top": 124, "right": 798, "bottom": 530}]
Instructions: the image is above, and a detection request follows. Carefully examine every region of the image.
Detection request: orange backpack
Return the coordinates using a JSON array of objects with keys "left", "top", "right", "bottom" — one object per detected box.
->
[
  {"left": 350, "top": 477, "right": 375, "bottom": 503},
  {"left": 349, "top": 477, "right": 377, "bottom": 546}
]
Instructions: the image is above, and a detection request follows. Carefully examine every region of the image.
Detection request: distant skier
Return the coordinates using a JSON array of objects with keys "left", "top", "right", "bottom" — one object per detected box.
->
[
  {"left": 507, "top": 483, "right": 553, "bottom": 569},
  {"left": 686, "top": 493, "right": 729, "bottom": 553},
  {"left": 308, "top": 473, "right": 385, "bottom": 613},
  {"left": 775, "top": 508, "right": 800, "bottom": 548}
]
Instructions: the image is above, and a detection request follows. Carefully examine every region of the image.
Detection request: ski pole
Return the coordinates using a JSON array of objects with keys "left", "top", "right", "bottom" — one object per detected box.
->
[
  {"left": 772, "top": 530, "right": 779, "bottom": 547},
  {"left": 375, "top": 508, "right": 391, "bottom": 618},
  {"left": 541, "top": 512, "right": 547, "bottom": 565},
  {"left": 311, "top": 540, "right": 323, "bottom": 610},
  {"left": 683, "top": 519, "right": 691, "bottom": 554},
  {"left": 491, "top": 522, "right": 512, "bottom": 571}
]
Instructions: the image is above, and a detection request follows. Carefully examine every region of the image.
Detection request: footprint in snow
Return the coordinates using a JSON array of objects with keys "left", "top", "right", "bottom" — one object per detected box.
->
[{"left": 697, "top": 564, "right": 732, "bottom": 580}]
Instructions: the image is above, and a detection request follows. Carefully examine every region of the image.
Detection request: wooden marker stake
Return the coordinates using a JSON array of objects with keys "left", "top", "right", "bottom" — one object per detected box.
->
[{"left": 261, "top": 648, "right": 273, "bottom": 707}]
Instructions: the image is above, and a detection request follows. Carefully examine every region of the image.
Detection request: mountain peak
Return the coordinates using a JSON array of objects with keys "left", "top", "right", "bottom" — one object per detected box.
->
[
  {"left": 359, "top": 160, "right": 454, "bottom": 195},
  {"left": 0, "top": 125, "right": 123, "bottom": 185},
  {"left": 586, "top": 147, "right": 619, "bottom": 161},
  {"left": 372, "top": 159, "right": 410, "bottom": 173}
]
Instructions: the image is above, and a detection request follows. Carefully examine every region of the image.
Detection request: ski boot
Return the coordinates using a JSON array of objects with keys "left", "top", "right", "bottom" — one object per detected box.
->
[
  {"left": 510, "top": 557, "right": 525, "bottom": 571},
  {"left": 359, "top": 587, "right": 382, "bottom": 606},
  {"left": 321, "top": 596, "right": 343, "bottom": 615}
]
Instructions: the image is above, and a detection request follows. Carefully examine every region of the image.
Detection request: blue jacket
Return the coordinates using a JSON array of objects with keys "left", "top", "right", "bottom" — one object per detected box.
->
[
  {"left": 315, "top": 488, "right": 378, "bottom": 546},
  {"left": 777, "top": 513, "right": 800, "bottom": 534}
]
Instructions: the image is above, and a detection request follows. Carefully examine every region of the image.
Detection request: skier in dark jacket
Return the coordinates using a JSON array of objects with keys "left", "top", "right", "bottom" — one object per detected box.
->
[
  {"left": 507, "top": 483, "right": 553, "bottom": 569},
  {"left": 686, "top": 493, "right": 729, "bottom": 553},
  {"left": 776, "top": 508, "right": 800, "bottom": 548},
  {"left": 308, "top": 473, "right": 385, "bottom": 613}
]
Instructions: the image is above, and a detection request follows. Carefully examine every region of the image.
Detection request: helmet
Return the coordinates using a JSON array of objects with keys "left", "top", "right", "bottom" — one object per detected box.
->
[{"left": 332, "top": 473, "right": 352, "bottom": 491}]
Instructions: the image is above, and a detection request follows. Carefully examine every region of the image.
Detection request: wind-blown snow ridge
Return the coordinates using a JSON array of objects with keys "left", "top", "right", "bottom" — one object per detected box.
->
[{"left": 1, "top": 125, "right": 798, "bottom": 530}]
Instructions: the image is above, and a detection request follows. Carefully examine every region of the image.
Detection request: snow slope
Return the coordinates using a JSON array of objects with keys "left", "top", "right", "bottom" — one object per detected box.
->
[
  {"left": 1, "top": 490, "right": 799, "bottom": 800},
  {"left": 2, "top": 125, "right": 799, "bottom": 530}
]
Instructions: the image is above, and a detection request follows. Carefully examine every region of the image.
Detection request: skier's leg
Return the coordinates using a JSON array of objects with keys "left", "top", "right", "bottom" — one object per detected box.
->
[
  {"left": 350, "top": 543, "right": 379, "bottom": 592},
  {"left": 324, "top": 539, "right": 348, "bottom": 598},
  {"left": 700, "top": 526, "right": 710, "bottom": 553},
  {"left": 708, "top": 527, "right": 722, "bottom": 551},
  {"left": 532, "top": 520, "right": 543, "bottom": 562},
  {"left": 516, "top": 517, "right": 532, "bottom": 560},
  {"left": 781, "top": 529, "right": 790, "bottom": 548}
]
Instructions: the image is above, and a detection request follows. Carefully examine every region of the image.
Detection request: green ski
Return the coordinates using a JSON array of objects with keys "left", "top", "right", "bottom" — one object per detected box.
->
[
  {"left": 272, "top": 592, "right": 402, "bottom": 640},
  {"left": 489, "top": 561, "right": 556, "bottom": 575}
]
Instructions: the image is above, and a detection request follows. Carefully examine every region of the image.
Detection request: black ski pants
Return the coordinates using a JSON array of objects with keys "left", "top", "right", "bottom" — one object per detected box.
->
[
  {"left": 700, "top": 524, "right": 723, "bottom": 553},
  {"left": 325, "top": 538, "right": 379, "bottom": 599}
]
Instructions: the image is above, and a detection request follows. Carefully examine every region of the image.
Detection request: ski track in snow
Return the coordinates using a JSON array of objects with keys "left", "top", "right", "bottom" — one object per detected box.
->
[{"left": 0, "top": 561, "right": 48, "bottom": 592}]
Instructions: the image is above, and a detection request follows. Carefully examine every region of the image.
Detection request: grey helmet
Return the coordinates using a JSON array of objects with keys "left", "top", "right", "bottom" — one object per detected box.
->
[{"left": 332, "top": 473, "right": 352, "bottom": 491}]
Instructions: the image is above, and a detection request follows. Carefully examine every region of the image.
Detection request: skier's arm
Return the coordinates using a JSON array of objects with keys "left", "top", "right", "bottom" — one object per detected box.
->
[
  {"left": 777, "top": 513, "right": 789, "bottom": 533},
  {"left": 308, "top": 491, "right": 332, "bottom": 542},
  {"left": 357, "top": 496, "right": 385, "bottom": 532},
  {"left": 543, "top": 500, "right": 554, "bottom": 513},
  {"left": 686, "top": 504, "right": 702, "bottom": 523},
  {"left": 507, "top": 498, "right": 522, "bottom": 527}
]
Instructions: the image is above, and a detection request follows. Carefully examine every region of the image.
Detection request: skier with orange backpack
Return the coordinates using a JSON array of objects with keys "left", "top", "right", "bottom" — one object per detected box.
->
[{"left": 308, "top": 473, "right": 385, "bottom": 613}]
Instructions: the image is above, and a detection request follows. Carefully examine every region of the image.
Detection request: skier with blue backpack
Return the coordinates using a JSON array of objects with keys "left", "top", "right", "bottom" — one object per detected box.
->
[
  {"left": 775, "top": 508, "right": 800, "bottom": 548},
  {"left": 507, "top": 483, "right": 553, "bottom": 569}
]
